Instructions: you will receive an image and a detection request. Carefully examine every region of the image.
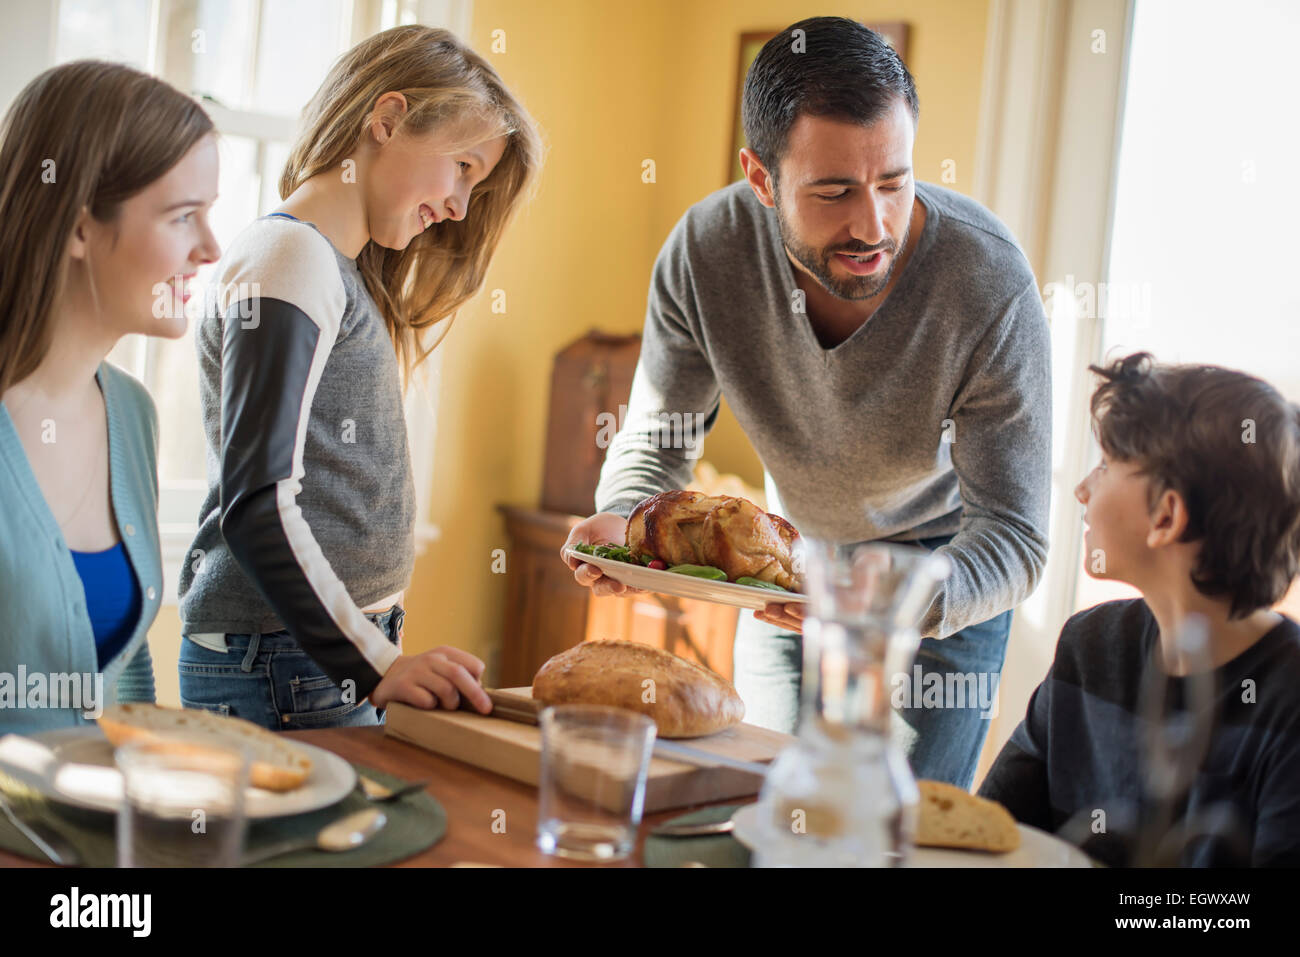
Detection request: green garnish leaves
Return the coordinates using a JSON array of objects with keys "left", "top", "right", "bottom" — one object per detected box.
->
[
  {"left": 573, "top": 542, "right": 638, "bottom": 564},
  {"left": 735, "top": 576, "right": 790, "bottom": 593},
  {"left": 666, "top": 564, "right": 728, "bottom": 581}
]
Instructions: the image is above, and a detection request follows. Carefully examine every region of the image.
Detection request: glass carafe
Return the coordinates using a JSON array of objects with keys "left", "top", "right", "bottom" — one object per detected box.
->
[{"left": 751, "top": 541, "right": 950, "bottom": 867}]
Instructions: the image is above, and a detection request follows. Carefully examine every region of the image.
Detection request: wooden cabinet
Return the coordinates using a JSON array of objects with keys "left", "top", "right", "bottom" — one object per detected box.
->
[{"left": 497, "top": 505, "right": 739, "bottom": 687}]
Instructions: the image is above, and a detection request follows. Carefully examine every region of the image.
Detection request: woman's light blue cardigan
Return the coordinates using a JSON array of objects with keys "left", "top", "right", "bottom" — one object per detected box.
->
[{"left": 0, "top": 361, "right": 160, "bottom": 733}]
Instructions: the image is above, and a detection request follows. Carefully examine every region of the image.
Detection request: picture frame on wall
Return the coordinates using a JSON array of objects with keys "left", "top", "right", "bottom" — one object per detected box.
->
[{"left": 726, "top": 22, "right": 910, "bottom": 185}]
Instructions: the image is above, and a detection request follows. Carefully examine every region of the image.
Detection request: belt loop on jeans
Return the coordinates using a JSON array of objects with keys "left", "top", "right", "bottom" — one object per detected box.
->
[{"left": 240, "top": 633, "right": 261, "bottom": 673}]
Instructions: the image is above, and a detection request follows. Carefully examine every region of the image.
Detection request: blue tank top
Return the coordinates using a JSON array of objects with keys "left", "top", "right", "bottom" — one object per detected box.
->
[{"left": 70, "top": 542, "right": 142, "bottom": 668}]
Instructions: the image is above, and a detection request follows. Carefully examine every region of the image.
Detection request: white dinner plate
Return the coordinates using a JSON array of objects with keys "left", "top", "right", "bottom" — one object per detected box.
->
[
  {"left": 0, "top": 727, "right": 356, "bottom": 819},
  {"left": 565, "top": 547, "right": 807, "bottom": 611},
  {"left": 729, "top": 803, "right": 1096, "bottom": 867}
]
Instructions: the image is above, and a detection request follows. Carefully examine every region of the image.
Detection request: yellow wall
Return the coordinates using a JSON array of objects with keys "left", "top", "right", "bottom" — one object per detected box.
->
[
  {"left": 149, "top": 605, "right": 182, "bottom": 708},
  {"left": 148, "top": 0, "right": 990, "bottom": 696}
]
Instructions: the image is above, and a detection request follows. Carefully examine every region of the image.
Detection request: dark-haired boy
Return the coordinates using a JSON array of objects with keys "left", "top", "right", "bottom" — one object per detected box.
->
[
  {"left": 979, "top": 354, "right": 1300, "bottom": 866},
  {"left": 562, "top": 16, "right": 1051, "bottom": 789}
]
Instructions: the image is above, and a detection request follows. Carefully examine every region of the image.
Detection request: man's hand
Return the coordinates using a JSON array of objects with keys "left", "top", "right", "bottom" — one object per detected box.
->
[
  {"left": 754, "top": 602, "right": 806, "bottom": 634},
  {"left": 370, "top": 647, "right": 492, "bottom": 713},
  {"left": 560, "top": 512, "right": 645, "bottom": 597}
]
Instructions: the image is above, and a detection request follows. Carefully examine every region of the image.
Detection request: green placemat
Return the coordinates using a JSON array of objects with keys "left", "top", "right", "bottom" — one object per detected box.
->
[
  {"left": 0, "top": 765, "right": 445, "bottom": 868},
  {"left": 643, "top": 804, "right": 752, "bottom": 868}
]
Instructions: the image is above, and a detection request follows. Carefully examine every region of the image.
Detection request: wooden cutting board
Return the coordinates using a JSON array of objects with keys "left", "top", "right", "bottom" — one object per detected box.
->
[{"left": 384, "top": 688, "right": 795, "bottom": 812}]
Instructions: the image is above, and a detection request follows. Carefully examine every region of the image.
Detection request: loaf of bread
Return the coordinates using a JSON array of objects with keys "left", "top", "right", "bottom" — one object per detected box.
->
[
  {"left": 532, "top": 640, "right": 745, "bottom": 738},
  {"left": 915, "top": 779, "right": 1020, "bottom": 852},
  {"left": 97, "top": 703, "right": 313, "bottom": 792}
]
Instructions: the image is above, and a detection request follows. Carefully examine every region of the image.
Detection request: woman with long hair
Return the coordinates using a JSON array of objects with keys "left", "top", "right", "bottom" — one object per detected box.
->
[
  {"left": 178, "top": 26, "right": 544, "bottom": 730},
  {"left": 0, "top": 61, "right": 220, "bottom": 732}
]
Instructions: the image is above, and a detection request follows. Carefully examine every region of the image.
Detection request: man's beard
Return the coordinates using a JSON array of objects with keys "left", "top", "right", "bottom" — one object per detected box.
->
[{"left": 774, "top": 190, "right": 911, "bottom": 302}]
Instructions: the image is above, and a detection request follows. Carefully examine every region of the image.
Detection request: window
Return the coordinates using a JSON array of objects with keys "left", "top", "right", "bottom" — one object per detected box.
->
[
  {"left": 54, "top": 0, "right": 460, "bottom": 602},
  {"left": 1072, "top": 0, "right": 1300, "bottom": 613}
]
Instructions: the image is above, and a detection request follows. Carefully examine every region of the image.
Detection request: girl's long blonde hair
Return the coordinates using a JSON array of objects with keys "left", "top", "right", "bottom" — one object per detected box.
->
[{"left": 280, "top": 26, "right": 544, "bottom": 378}]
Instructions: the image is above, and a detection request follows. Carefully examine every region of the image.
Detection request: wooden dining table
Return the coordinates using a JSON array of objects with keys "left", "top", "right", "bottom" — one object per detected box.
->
[{"left": 0, "top": 726, "right": 754, "bottom": 868}]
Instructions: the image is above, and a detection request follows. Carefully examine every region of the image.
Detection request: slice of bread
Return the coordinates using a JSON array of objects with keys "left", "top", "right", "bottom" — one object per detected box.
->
[
  {"left": 98, "top": 704, "right": 312, "bottom": 792},
  {"left": 916, "top": 779, "right": 1021, "bottom": 853}
]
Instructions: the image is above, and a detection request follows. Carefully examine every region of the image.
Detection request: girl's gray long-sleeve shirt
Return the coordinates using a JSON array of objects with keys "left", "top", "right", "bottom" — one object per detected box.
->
[
  {"left": 178, "top": 216, "right": 415, "bottom": 698},
  {"left": 594, "top": 180, "right": 1051, "bottom": 639}
]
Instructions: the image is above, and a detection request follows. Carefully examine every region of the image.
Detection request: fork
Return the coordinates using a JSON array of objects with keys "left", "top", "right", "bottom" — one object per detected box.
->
[{"left": 0, "top": 790, "right": 81, "bottom": 866}]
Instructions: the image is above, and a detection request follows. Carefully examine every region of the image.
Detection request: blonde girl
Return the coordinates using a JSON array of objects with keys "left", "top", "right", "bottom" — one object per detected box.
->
[
  {"left": 178, "top": 26, "right": 543, "bottom": 730},
  {"left": 0, "top": 61, "right": 220, "bottom": 732}
]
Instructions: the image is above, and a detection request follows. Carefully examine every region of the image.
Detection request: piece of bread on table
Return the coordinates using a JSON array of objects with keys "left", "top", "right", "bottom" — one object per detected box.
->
[
  {"left": 97, "top": 703, "right": 312, "bottom": 792},
  {"left": 532, "top": 639, "right": 744, "bottom": 738},
  {"left": 915, "top": 779, "right": 1020, "bottom": 852}
]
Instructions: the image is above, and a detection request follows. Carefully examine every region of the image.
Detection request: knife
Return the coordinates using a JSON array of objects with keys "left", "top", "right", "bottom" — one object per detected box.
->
[
  {"left": 650, "top": 818, "right": 737, "bottom": 838},
  {"left": 472, "top": 689, "right": 542, "bottom": 725},
  {"left": 462, "top": 690, "right": 769, "bottom": 777},
  {"left": 648, "top": 739, "right": 769, "bottom": 777}
]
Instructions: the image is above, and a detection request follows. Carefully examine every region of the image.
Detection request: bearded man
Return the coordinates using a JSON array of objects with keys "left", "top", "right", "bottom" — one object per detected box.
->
[{"left": 563, "top": 16, "right": 1051, "bottom": 790}]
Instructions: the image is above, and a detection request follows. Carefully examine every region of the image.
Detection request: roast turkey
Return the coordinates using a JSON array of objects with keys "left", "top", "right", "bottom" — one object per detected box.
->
[{"left": 626, "top": 490, "right": 804, "bottom": 591}]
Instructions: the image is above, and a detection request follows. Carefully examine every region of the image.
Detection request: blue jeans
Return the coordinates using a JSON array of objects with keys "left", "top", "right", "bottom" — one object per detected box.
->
[
  {"left": 178, "top": 606, "right": 404, "bottom": 732},
  {"left": 732, "top": 536, "right": 1013, "bottom": 790}
]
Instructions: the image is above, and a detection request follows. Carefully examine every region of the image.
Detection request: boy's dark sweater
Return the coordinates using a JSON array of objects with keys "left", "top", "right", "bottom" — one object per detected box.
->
[{"left": 979, "top": 598, "right": 1300, "bottom": 867}]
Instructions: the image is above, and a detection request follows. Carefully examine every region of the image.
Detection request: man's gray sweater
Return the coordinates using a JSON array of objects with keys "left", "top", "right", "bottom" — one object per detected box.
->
[{"left": 595, "top": 180, "right": 1051, "bottom": 638}]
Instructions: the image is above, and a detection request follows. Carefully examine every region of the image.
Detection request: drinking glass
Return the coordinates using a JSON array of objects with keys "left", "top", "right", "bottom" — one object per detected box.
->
[
  {"left": 116, "top": 739, "right": 249, "bottom": 868},
  {"left": 535, "top": 704, "right": 656, "bottom": 862}
]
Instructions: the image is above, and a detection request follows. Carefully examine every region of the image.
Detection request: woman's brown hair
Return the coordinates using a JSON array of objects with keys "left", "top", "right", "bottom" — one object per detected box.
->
[
  {"left": 1089, "top": 352, "right": 1300, "bottom": 618},
  {"left": 279, "top": 25, "right": 545, "bottom": 379},
  {"left": 0, "top": 60, "right": 215, "bottom": 396}
]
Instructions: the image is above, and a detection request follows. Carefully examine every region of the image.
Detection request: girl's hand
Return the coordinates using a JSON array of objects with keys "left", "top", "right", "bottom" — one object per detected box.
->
[
  {"left": 370, "top": 647, "right": 492, "bottom": 713},
  {"left": 754, "top": 602, "right": 806, "bottom": 635}
]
